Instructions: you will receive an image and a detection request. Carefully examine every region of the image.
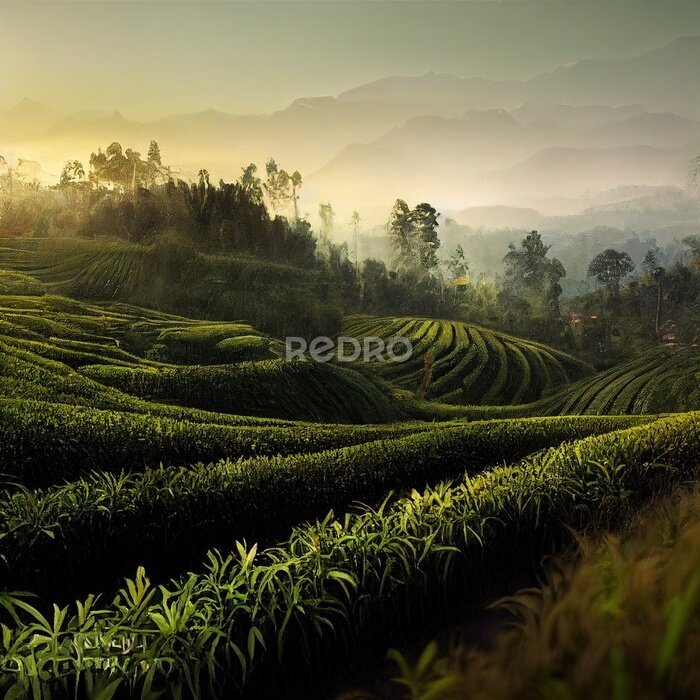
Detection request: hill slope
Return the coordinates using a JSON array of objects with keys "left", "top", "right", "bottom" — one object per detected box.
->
[
  {"left": 344, "top": 315, "right": 593, "bottom": 405},
  {"left": 401, "top": 345, "right": 700, "bottom": 421},
  {"left": 0, "top": 288, "right": 402, "bottom": 427}
]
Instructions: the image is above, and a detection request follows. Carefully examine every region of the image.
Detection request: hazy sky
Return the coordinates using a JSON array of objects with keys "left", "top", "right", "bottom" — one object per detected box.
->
[{"left": 2, "top": 1, "right": 700, "bottom": 119}]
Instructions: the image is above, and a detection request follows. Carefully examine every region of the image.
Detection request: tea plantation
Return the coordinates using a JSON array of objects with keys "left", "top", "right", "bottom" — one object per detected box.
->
[
  {"left": 1, "top": 268, "right": 700, "bottom": 699},
  {"left": 343, "top": 314, "right": 594, "bottom": 404}
]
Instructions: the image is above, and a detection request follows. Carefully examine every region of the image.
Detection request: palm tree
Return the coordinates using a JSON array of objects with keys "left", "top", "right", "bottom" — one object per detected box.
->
[{"left": 351, "top": 210, "right": 361, "bottom": 272}]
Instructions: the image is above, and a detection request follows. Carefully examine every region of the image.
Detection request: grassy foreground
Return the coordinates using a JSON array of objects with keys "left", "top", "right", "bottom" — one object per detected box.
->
[
  {"left": 381, "top": 486, "right": 700, "bottom": 700},
  {"left": 1, "top": 412, "right": 699, "bottom": 698}
]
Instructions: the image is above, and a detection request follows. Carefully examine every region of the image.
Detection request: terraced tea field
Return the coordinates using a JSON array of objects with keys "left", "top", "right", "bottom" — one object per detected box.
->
[
  {"left": 0, "top": 239, "right": 327, "bottom": 339},
  {"left": 397, "top": 345, "right": 700, "bottom": 421},
  {"left": 0, "top": 290, "right": 408, "bottom": 425},
  {"left": 533, "top": 345, "right": 700, "bottom": 415},
  {"left": 344, "top": 315, "right": 593, "bottom": 404},
  {"left": 1, "top": 266, "right": 700, "bottom": 699},
  {"left": 0, "top": 239, "right": 313, "bottom": 301}
]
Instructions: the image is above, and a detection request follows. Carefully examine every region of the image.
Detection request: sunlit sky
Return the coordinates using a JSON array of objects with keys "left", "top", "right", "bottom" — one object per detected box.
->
[{"left": 2, "top": 1, "right": 700, "bottom": 119}]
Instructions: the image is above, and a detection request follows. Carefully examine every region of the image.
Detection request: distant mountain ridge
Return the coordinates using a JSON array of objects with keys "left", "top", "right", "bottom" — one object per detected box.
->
[
  {"left": 5, "top": 36, "right": 700, "bottom": 144},
  {"left": 2, "top": 36, "right": 700, "bottom": 222},
  {"left": 339, "top": 37, "right": 700, "bottom": 119}
]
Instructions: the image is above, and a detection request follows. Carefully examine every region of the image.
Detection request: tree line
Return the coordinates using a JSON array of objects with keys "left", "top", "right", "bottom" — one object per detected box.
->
[{"left": 3, "top": 141, "right": 700, "bottom": 362}]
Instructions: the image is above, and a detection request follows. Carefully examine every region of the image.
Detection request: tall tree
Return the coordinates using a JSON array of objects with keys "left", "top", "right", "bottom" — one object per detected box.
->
[
  {"left": 410, "top": 202, "right": 440, "bottom": 271},
  {"left": 587, "top": 248, "right": 635, "bottom": 355},
  {"left": 59, "top": 160, "right": 85, "bottom": 186},
  {"left": 90, "top": 142, "right": 151, "bottom": 192},
  {"left": 387, "top": 199, "right": 441, "bottom": 274},
  {"left": 642, "top": 245, "right": 666, "bottom": 337},
  {"left": 147, "top": 140, "right": 162, "bottom": 166},
  {"left": 264, "top": 159, "right": 302, "bottom": 220},
  {"left": 360, "top": 258, "right": 391, "bottom": 312},
  {"left": 289, "top": 170, "right": 302, "bottom": 222},
  {"left": 587, "top": 249, "right": 635, "bottom": 299},
  {"left": 502, "top": 230, "right": 565, "bottom": 316},
  {"left": 318, "top": 202, "right": 334, "bottom": 239},
  {"left": 446, "top": 244, "right": 469, "bottom": 280},
  {"left": 239, "top": 164, "right": 264, "bottom": 206},
  {"left": 145, "top": 141, "right": 163, "bottom": 187},
  {"left": 388, "top": 199, "right": 414, "bottom": 271},
  {"left": 350, "top": 210, "right": 361, "bottom": 271}
]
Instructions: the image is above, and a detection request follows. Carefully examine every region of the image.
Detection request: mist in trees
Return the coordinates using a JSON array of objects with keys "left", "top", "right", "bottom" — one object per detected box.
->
[
  {"left": 494, "top": 231, "right": 566, "bottom": 341},
  {"left": 5, "top": 137, "right": 700, "bottom": 362},
  {"left": 264, "top": 159, "right": 302, "bottom": 221}
]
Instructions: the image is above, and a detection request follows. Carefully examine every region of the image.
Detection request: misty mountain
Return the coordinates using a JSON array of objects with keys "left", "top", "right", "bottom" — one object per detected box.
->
[
  {"left": 456, "top": 186, "right": 700, "bottom": 236},
  {"left": 307, "top": 113, "right": 694, "bottom": 219},
  {"left": 337, "top": 72, "right": 527, "bottom": 116},
  {"left": 46, "top": 111, "right": 144, "bottom": 145},
  {"left": 527, "top": 37, "right": 700, "bottom": 119},
  {"left": 2, "top": 36, "right": 700, "bottom": 224},
  {"left": 374, "top": 110, "right": 529, "bottom": 163},
  {"left": 511, "top": 103, "right": 646, "bottom": 131},
  {"left": 1, "top": 95, "right": 421, "bottom": 181},
  {"left": 484, "top": 145, "right": 689, "bottom": 198},
  {"left": 582, "top": 112, "right": 700, "bottom": 149},
  {"left": 0, "top": 98, "right": 62, "bottom": 141},
  {"left": 452, "top": 205, "right": 546, "bottom": 232},
  {"left": 340, "top": 37, "right": 700, "bottom": 120}
]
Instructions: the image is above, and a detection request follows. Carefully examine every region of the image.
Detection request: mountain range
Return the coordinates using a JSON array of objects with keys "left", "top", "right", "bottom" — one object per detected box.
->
[{"left": 2, "top": 36, "right": 700, "bottom": 224}]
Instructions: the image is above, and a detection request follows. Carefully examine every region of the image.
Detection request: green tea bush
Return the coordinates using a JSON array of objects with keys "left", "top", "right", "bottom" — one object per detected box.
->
[
  {"left": 0, "top": 413, "right": 697, "bottom": 699},
  {"left": 0, "top": 297, "right": 403, "bottom": 425},
  {"left": 215, "top": 335, "right": 279, "bottom": 362},
  {"left": 0, "top": 414, "right": 651, "bottom": 596},
  {"left": 0, "top": 338, "right": 326, "bottom": 429},
  {"left": 154, "top": 324, "right": 277, "bottom": 363},
  {"left": 0, "top": 398, "right": 425, "bottom": 487},
  {"left": 400, "top": 345, "right": 700, "bottom": 419},
  {"left": 344, "top": 316, "right": 593, "bottom": 405},
  {"left": 0, "top": 270, "right": 44, "bottom": 296},
  {"left": 80, "top": 360, "right": 402, "bottom": 423}
]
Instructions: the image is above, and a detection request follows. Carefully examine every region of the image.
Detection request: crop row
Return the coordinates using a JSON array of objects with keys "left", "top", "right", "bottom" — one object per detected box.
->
[
  {"left": 343, "top": 315, "right": 593, "bottom": 405},
  {"left": 0, "top": 412, "right": 697, "bottom": 699},
  {"left": 79, "top": 359, "right": 402, "bottom": 423},
  {"left": 2, "top": 328, "right": 405, "bottom": 425},
  {"left": 532, "top": 346, "right": 700, "bottom": 416},
  {"left": 0, "top": 337, "right": 303, "bottom": 429},
  {"left": 398, "top": 345, "right": 700, "bottom": 420},
  {"left": 0, "top": 291, "right": 277, "bottom": 364},
  {"left": 0, "top": 414, "right": 652, "bottom": 597},
  {"left": 0, "top": 397, "right": 428, "bottom": 488},
  {"left": 0, "top": 292, "right": 408, "bottom": 424},
  {"left": 0, "top": 240, "right": 327, "bottom": 341},
  {"left": 0, "top": 269, "right": 45, "bottom": 296}
]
